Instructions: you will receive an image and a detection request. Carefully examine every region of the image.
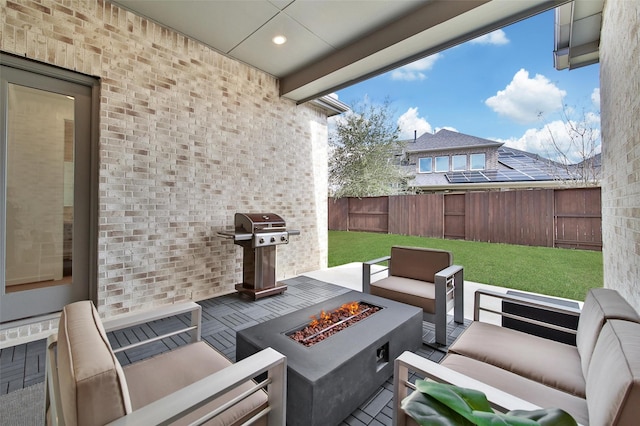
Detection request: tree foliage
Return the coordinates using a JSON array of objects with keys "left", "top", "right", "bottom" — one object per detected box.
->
[{"left": 329, "top": 99, "right": 410, "bottom": 198}]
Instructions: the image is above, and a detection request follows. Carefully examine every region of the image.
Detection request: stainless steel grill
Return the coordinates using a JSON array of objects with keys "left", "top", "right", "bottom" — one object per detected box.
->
[{"left": 218, "top": 213, "right": 299, "bottom": 300}]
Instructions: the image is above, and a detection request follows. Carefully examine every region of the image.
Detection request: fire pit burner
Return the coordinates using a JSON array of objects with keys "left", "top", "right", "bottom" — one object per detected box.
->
[{"left": 287, "top": 301, "right": 382, "bottom": 346}]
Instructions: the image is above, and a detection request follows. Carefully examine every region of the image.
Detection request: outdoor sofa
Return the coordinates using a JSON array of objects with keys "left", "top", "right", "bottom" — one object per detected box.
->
[
  {"left": 44, "top": 300, "right": 286, "bottom": 425},
  {"left": 394, "top": 288, "right": 640, "bottom": 426}
]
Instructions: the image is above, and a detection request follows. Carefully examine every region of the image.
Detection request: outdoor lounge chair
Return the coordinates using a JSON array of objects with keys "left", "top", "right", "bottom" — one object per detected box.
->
[
  {"left": 44, "top": 300, "right": 286, "bottom": 426},
  {"left": 362, "top": 246, "right": 464, "bottom": 346}
]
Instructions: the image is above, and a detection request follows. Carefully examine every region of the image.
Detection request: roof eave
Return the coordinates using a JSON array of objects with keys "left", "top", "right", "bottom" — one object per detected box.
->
[
  {"left": 310, "top": 95, "right": 350, "bottom": 117},
  {"left": 406, "top": 143, "right": 501, "bottom": 154},
  {"left": 553, "top": 0, "right": 604, "bottom": 71}
]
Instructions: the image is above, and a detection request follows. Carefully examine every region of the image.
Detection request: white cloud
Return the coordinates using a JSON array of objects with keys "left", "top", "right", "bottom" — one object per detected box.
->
[
  {"left": 591, "top": 88, "right": 600, "bottom": 109},
  {"left": 470, "top": 29, "right": 509, "bottom": 45},
  {"left": 390, "top": 54, "right": 442, "bottom": 81},
  {"left": 585, "top": 111, "right": 600, "bottom": 127},
  {"left": 497, "top": 127, "right": 553, "bottom": 156},
  {"left": 485, "top": 69, "right": 566, "bottom": 124},
  {"left": 397, "top": 108, "right": 459, "bottom": 139},
  {"left": 497, "top": 115, "right": 601, "bottom": 164},
  {"left": 397, "top": 107, "right": 433, "bottom": 139}
]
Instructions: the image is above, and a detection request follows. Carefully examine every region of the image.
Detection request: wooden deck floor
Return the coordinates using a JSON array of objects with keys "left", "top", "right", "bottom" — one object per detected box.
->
[{"left": 0, "top": 275, "right": 470, "bottom": 426}]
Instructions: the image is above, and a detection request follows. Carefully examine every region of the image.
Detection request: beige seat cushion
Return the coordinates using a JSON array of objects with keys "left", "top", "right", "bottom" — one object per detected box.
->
[
  {"left": 576, "top": 288, "right": 640, "bottom": 378},
  {"left": 448, "top": 321, "right": 585, "bottom": 397},
  {"left": 441, "top": 354, "right": 589, "bottom": 426},
  {"left": 586, "top": 320, "right": 640, "bottom": 426},
  {"left": 57, "top": 301, "right": 132, "bottom": 426},
  {"left": 370, "top": 276, "right": 436, "bottom": 314},
  {"left": 123, "top": 341, "right": 268, "bottom": 426}
]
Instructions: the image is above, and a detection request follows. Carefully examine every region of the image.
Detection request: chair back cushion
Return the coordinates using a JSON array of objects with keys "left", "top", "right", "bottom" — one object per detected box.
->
[
  {"left": 389, "top": 246, "right": 452, "bottom": 282},
  {"left": 586, "top": 320, "right": 640, "bottom": 426},
  {"left": 57, "top": 301, "right": 132, "bottom": 426},
  {"left": 576, "top": 288, "right": 640, "bottom": 377}
]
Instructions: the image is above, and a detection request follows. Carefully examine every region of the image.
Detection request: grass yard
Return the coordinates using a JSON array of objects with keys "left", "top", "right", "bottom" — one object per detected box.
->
[{"left": 328, "top": 230, "right": 603, "bottom": 301}]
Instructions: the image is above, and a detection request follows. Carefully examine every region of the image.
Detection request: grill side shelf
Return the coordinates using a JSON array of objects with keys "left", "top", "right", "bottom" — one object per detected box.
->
[{"left": 217, "top": 230, "right": 252, "bottom": 241}]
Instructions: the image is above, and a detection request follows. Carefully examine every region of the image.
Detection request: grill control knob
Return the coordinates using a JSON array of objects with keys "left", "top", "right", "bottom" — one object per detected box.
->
[
  {"left": 259, "top": 238, "right": 265, "bottom": 244},
  {"left": 270, "top": 237, "right": 276, "bottom": 243},
  {"left": 281, "top": 236, "right": 287, "bottom": 242}
]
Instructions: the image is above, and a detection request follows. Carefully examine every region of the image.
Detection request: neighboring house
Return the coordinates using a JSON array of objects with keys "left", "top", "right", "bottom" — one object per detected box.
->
[{"left": 402, "top": 129, "right": 600, "bottom": 192}]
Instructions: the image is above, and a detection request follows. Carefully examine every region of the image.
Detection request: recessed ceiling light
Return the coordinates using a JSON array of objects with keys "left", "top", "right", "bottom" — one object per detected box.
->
[{"left": 272, "top": 35, "right": 287, "bottom": 45}]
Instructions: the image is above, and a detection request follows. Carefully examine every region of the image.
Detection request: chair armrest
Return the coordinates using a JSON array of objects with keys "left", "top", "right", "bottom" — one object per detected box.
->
[
  {"left": 473, "top": 289, "right": 581, "bottom": 334},
  {"left": 107, "top": 347, "right": 287, "bottom": 426},
  {"left": 45, "top": 333, "right": 62, "bottom": 425},
  {"left": 435, "top": 264, "right": 464, "bottom": 324},
  {"left": 393, "top": 351, "right": 540, "bottom": 426},
  {"left": 362, "top": 256, "right": 391, "bottom": 293},
  {"left": 435, "top": 264, "right": 463, "bottom": 280},
  {"left": 364, "top": 255, "right": 391, "bottom": 266},
  {"left": 103, "top": 301, "right": 202, "bottom": 351}
]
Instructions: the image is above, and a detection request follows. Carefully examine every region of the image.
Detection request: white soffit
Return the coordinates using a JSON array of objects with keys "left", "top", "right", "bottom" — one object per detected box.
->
[
  {"left": 554, "top": 0, "right": 604, "bottom": 70},
  {"left": 112, "top": 0, "right": 570, "bottom": 103}
]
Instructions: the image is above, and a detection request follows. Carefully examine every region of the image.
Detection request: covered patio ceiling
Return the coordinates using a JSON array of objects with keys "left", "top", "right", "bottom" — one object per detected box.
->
[{"left": 112, "top": 0, "right": 577, "bottom": 104}]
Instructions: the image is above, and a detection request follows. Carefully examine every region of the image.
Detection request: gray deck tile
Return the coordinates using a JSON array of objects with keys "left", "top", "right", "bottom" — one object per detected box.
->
[{"left": 341, "top": 410, "right": 370, "bottom": 426}]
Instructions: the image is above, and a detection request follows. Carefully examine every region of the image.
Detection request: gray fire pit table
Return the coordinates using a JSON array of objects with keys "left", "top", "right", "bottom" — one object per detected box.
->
[{"left": 236, "top": 291, "right": 422, "bottom": 426}]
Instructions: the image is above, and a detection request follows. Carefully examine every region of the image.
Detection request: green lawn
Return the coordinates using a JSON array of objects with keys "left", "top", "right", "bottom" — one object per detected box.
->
[{"left": 328, "top": 230, "right": 603, "bottom": 301}]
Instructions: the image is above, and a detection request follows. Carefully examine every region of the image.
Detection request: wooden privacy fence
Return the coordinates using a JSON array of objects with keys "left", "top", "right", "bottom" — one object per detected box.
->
[{"left": 328, "top": 188, "right": 602, "bottom": 251}]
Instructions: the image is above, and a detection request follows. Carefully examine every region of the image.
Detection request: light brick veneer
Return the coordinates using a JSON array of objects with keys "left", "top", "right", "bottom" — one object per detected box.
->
[
  {"left": 1, "top": 0, "right": 329, "bottom": 332},
  {"left": 599, "top": 0, "right": 640, "bottom": 311}
]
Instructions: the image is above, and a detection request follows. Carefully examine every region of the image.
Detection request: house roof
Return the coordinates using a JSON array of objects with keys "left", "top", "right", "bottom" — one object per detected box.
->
[
  {"left": 111, "top": 0, "right": 571, "bottom": 103},
  {"left": 405, "top": 129, "right": 503, "bottom": 153}
]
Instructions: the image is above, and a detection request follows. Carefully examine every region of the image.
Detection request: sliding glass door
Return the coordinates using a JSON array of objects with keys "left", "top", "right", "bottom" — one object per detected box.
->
[{"left": 1, "top": 58, "right": 96, "bottom": 323}]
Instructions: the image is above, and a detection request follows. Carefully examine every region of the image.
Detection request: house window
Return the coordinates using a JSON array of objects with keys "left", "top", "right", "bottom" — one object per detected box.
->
[
  {"left": 435, "top": 156, "right": 449, "bottom": 172},
  {"left": 470, "top": 153, "right": 486, "bottom": 170},
  {"left": 452, "top": 155, "right": 466, "bottom": 171},
  {"left": 418, "top": 157, "right": 432, "bottom": 173}
]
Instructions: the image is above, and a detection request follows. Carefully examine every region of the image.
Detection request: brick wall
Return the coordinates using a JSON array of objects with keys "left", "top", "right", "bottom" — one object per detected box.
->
[
  {"left": 1, "top": 0, "right": 329, "bottom": 330},
  {"left": 600, "top": 0, "right": 640, "bottom": 311}
]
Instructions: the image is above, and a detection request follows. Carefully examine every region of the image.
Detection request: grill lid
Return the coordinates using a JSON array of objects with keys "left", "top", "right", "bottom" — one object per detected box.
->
[{"left": 235, "top": 213, "right": 286, "bottom": 233}]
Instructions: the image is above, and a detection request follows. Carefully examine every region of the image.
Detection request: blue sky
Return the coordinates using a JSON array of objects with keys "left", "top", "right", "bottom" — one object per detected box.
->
[{"left": 332, "top": 10, "right": 601, "bottom": 163}]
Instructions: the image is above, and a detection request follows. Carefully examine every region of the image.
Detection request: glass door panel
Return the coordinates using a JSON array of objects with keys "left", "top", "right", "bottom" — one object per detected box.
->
[
  {"left": 5, "top": 84, "right": 74, "bottom": 292},
  {"left": 1, "top": 59, "right": 94, "bottom": 323}
]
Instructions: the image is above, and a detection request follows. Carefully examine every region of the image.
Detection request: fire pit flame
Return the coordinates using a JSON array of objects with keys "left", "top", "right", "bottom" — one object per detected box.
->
[{"left": 289, "top": 301, "right": 382, "bottom": 347}]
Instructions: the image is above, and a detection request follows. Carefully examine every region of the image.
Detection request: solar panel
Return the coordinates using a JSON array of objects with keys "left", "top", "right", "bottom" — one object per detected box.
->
[
  {"left": 446, "top": 169, "right": 541, "bottom": 183},
  {"left": 446, "top": 172, "right": 471, "bottom": 183},
  {"left": 433, "top": 146, "right": 589, "bottom": 186},
  {"left": 443, "top": 147, "right": 578, "bottom": 184},
  {"left": 497, "top": 148, "right": 573, "bottom": 181}
]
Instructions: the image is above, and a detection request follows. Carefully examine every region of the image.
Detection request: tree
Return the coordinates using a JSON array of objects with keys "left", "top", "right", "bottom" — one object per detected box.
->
[
  {"left": 542, "top": 106, "right": 601, "bottom": 187},
  {"left": 329, "top": 99, "right": 412, "bottom": 198}
]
